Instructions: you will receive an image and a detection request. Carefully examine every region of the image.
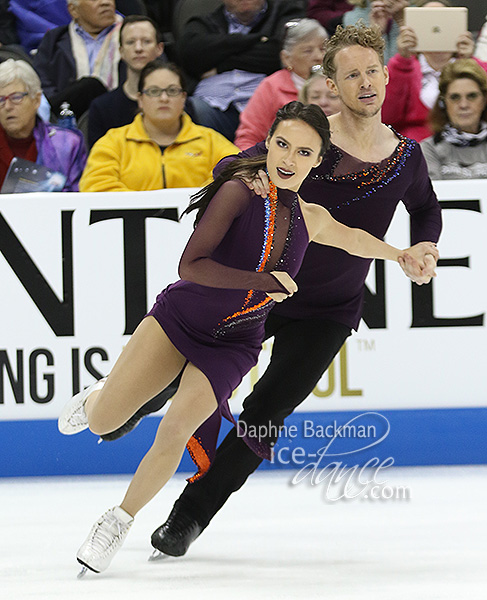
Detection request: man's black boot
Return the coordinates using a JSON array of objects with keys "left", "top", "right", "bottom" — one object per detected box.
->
[{"left": 151, "top": 503, "right": 203, "bottom": 557}]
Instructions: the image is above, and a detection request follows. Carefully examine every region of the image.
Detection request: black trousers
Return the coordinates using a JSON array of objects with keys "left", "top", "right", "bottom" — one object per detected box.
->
[{"left": 176, "top": 312, "right": 351, "bottom": 529}]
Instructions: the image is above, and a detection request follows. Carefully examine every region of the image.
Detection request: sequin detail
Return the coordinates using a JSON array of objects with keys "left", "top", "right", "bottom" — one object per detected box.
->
[
  {"left": 214, "top": 182, "right": 280, "bottom": 336},
  {"left": 186, "top": 435, "right": 211, "bottom": 483},
  {"left": 311, "top": 130, "right": 415, "bottom": 212}
]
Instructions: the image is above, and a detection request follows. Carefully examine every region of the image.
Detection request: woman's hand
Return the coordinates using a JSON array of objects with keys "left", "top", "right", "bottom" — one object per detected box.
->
[
  {"left": 397, "top": 25, "right": 417, "bottom": 58},
  {"left": 267, "top": 271, "right": 298, "bottom": 302},
  {"left": 456, "top": 31, "right": 475, "bottom": 59},
  {"left": 398, "top": 241, "right": 439, "bottom": 285},
  {"left": 239, "top": 169, "right": 270, "bottom": 198}
]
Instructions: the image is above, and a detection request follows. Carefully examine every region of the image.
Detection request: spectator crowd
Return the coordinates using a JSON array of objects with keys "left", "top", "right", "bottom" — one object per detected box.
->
[{"left": 0, "top": 0, "right": 486, "bottom": 189}]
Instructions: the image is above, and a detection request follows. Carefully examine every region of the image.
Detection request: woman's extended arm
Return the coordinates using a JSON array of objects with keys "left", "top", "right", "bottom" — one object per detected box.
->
[
  {"left": 300, "top": 198, "right": 439, "bottom": 267},
  {"left": 179, "top": 180, "right": 297, "bottom": 298}
]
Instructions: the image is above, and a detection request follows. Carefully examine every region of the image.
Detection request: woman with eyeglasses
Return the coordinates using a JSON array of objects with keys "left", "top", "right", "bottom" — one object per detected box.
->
[
  {"left": 420, "top": 59, "right": 487, "bottom": 179},
  {"left": 79, "top": 59, "right": 238, "bottom": 191},
  {"left": 0, "top": 59, "right": 87, "bottom": 192}
]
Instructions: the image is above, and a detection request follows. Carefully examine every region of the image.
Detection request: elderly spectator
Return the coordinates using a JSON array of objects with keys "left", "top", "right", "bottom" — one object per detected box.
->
[
  {"left": 0, "top": 59, "right": 87, "bottom": 191},
  {"left": 382, "top": 0, "right": 487, "bottom": 142},
  {"left": 234, "top": 18, "right": 327, "bottom": 149},
  {"left": 33, "top": 0, "right": 122, "bottom": 119},
  {"left": 179, "top": 0, "right": 305, "bottom": 141},
  {"left": 421, "top": 59, "right": 487, "bottom": 179},
  {"left": 299, "top": 68, "right": 342, "bottom": 115},
  {"left": 343, "top": 0, "right": 409, "bottom": 64},
  {"left": 307, "top": 0, "right": 354, "bottom": 35},
  {"left": 80, "top": 60, "right": 238, "bottom": 191},
  {"left": 88, "top": 14, "right": 164, "bottom": 148}
]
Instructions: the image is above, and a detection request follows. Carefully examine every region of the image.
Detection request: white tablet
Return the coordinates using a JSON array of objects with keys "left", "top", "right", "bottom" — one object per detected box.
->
[{"left": 404, "top": 6, "right": 468, "bottom": 52}]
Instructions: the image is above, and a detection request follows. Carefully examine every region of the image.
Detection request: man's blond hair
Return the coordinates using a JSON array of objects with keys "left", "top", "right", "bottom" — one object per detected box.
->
[{"left": 322, "top": 22, "right": 385, "bottom": 80}]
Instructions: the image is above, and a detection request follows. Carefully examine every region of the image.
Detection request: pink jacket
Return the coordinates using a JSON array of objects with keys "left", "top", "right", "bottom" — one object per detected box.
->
[
  {"left": 382, "top": 54, "right": 487, "bottom": 142},
  {"left": 235, "top": 69, "right": 298, "bottom": 149}
]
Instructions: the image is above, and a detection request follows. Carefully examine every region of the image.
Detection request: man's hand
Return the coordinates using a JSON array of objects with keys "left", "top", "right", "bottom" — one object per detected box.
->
[
  {"left": 267, "top": 271, "right": 298, "bottom": 302},
  {"left": 398, "top": 242, "right": 439, "bottom": 285}
]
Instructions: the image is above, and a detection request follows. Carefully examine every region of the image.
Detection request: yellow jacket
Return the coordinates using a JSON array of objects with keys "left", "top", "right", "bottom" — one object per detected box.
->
[{"left": 79, "top": 112, "right": 238, "bottom": 191}]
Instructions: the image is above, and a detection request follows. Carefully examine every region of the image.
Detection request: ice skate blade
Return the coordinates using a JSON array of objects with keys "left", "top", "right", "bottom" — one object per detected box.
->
[
  {"left": 77, "top": 566, "right": 89, "bottom": 579},
  {"left": 148, "top": 549, "right": 169, "bottom": 562}
]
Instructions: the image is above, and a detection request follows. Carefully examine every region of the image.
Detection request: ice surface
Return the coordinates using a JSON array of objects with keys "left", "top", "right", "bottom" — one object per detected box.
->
[{"left": 1, "top": 466, "right": 486, "bottom": 599}]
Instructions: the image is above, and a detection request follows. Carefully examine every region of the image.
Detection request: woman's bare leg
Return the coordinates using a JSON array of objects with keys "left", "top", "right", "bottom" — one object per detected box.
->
[
  {"left": 120, "top": 362, "right": 218, "bottom": 517},
  {"left": 84, "top": 316, "right": 187, "bottom": 436}
]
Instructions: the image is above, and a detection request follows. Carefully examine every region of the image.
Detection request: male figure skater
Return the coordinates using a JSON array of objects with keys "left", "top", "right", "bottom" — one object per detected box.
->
[{"left": 105, "top": 23, "right": 442, "bottom": 556}]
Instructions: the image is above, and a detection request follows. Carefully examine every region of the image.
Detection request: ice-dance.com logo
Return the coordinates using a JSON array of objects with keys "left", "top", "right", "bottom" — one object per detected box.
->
[{"left": 241, "top": 412, "right": 411, "bottom": 503}]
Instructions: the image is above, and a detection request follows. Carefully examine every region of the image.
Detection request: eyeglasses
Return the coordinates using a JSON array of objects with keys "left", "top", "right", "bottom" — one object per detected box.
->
[
  {"left": 446, "top": 91, "right": 483, "bottom": 103},
  {"left": 141, "top": 86, "right": 183, "bottom": 98},
  {"left": 0, "top": 92, "right": 29, "bottom": 107}
]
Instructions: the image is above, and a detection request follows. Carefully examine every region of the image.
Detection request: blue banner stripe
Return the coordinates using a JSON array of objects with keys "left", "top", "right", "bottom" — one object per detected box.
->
[{"left": 1, "top": 407, "right": 486, "bottom": 477}]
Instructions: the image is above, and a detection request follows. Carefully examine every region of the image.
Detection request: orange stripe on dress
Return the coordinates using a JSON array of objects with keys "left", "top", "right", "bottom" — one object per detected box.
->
[
  {"left": 220, "top": 180, "right": 278, "bottom": 325},
  {"left": 186, "top": 435, "right": 211, "bottom": 483}
]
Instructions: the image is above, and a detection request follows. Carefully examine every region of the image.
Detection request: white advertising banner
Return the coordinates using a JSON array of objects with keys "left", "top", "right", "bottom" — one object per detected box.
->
[{"left": 0, "top": 181, "right": 486, "bottom": 422}]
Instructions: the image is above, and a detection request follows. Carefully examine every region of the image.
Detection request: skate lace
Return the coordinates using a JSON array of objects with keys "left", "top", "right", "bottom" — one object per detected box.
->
[
  {"left": 67, "top": 405, "right": 88, "bottom": 428},
  {"left": 67, "top": 378, "right": 106, "bottom": 428},
  {"left": 86, "top": 512, "right": 130, "bottom": 558}
]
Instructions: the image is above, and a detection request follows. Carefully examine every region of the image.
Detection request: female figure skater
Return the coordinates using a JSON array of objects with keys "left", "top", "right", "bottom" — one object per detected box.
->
[{"left": 58, "top": 101, "right": 437, "bottom": 576}]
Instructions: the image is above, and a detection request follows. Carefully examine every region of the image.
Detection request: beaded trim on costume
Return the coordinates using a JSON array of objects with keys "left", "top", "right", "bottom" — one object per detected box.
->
[
  {"left": 213, "top": 181, "right": 297, "bottom": 338},
  {"left": 310, "top": 130, "right": 415, "bottom": 213},
  {"left": 273, "top": 197, "right": 297, "bottom": 273},
  {"left": 186, "top": 434, "right": 211, "bottom": 483}
]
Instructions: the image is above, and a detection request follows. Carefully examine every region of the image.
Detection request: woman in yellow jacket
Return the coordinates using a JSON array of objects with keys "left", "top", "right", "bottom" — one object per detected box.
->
[{"left": 80, "top": 60, "right": 238, "bottom": 191}]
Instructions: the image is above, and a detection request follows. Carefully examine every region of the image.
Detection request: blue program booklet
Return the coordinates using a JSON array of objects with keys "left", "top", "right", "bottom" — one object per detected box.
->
[{"left": 1, "top": 157, "right": 66, "bottom": 193}]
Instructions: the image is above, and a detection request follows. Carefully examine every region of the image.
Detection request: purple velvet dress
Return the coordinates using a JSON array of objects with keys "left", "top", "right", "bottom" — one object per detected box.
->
[{"left": 148, "top": 179, "right": 309, "bottom": 481}]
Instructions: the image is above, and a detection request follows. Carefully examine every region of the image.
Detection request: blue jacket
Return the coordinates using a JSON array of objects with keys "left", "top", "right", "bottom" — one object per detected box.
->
[{"left": 9, "top": 0, "right": 71, "bottom": 53}]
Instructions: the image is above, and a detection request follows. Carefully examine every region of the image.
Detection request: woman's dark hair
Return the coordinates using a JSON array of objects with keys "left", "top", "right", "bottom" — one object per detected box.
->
[
  {"left": 184, "top": 101, "right": 330, "bottom": 224},
  {"left": 137, "top": 59, "right": 186, "bottom": 94}
]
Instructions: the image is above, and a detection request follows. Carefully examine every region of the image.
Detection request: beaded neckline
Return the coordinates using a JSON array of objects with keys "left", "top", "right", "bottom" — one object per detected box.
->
[
  {"left": 313, "top": 127, "right": 409, "bottom": 183},
  {"left": 309, "top": 129, "right": 416, "bottom": 212}
]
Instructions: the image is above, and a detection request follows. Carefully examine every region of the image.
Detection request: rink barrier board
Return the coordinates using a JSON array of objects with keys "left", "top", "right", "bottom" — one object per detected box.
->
[
  {"left": 0, "top": 407, "right": 485, "bottom": 478},
  {"left": 1, "top": 183, "right": 487, "bottom": 475}
]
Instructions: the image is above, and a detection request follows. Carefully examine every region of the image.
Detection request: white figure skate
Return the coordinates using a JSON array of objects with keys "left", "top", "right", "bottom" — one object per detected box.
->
[
  {"left": 77, "top": 506, "right": 133, "bottom": 577},
  {"left": 58, "top": 377, "right": 106, "bottom": 435}
]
